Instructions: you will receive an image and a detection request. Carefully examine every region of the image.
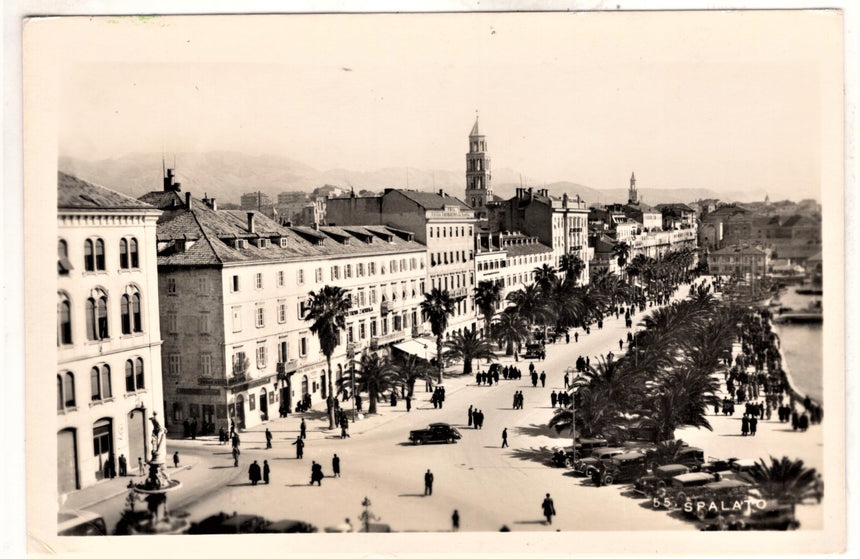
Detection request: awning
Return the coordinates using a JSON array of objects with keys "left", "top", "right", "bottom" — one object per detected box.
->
[{"left": 392, "top": 338, "right": 437, "bottom": 362}]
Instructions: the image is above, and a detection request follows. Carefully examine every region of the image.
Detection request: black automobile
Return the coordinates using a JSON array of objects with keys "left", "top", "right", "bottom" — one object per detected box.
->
[
  {"left": 261, "top": 519, "right": 319, "bottom": 533},
  {"left": 186, "top": 513, "right": 271, "bottom": 534},
  {"left": 409, "top": 423, "right": 462, "bottom": 445},
  {"left": 597, "top": 452, "right": 648, "bottom": 485},
  {"left": 634, "top": 464, "right": 690, "bottom": 497},
  {"left": 523, "top": 342, "right": 546, "bottom": 359}
]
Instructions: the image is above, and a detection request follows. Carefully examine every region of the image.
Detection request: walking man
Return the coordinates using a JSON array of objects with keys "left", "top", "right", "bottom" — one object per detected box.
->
[
  {"left": 741, "top": 414, "right": 750, "bottom": 436},
  {"left": 564, "top": 372, "right": 570, "bottom": 389},
  {"left": 619, "top": 339, "right": 624, "bottom": 351},
  {"left": 138, "top": 457, "right": 145, "bottom": 476},
  {"left": 265, "top": 428, "right": 273, "bottom": 449},
  {"left": 540, "top": 371, "right": 546, "bottom": 388},
  {"left": 550, "top": 391, "right": 557, "bottom": 408},
  {"left": 249, "top": 460, "right": 261, "bottom": 486},
  {"left": 263, "top": 460, "right": 270, "bottom": 484},
  {"left": 406, "top": 396, "right": 411, "bottom": 412},
  {"left": 332, "top": 453, "right": 341, "bottom": 477},
  {"left": 424, "top": 469, "right": 434, "bottom": 496},
  {"left": 501, "top": 428, "right": 508, "bottom": 448},
  {"left": 173, "top": 451, "right": 180, "bottom": 468},
  {"left": 292, "top": 435, "right": 305, "bottom": 459},
  {"left": 310, "top": 461, "right": 323, "bottom": 486},
  {"left": 749, "top": 415, "right": 758, "bottom": 436},
  {"left": 300, "top": 419, "right": 307, "bottom": 440},
  {"left": 574, "top": 331, "right": 579, "bottom": 343},
  {"left": 542, "top": 493, "right": 556, "bottom": 525},
  {"left": 232, "top": 446, "right": 240, "bottom": 467},
  {"left": 118, "top": 454, "right": 127, "bottom": 477},
  {"left": 452, "top": 510, "right": 460, "bottom": 532},
  {"left": 468, "top": 405, "right": 473, "bottom": 427}
]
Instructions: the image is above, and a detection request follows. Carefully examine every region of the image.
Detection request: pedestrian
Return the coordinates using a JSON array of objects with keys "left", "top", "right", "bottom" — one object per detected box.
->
[
  {"left": 452, "top": 510, "right": 460, "bottom": 532},
  {"left": 501, "top": 428, "right": 508, "bottom": 448},
  {"left": 531, "top": 371, "right": 538, "bottom": 387},
  {"left": 476, "top": 410, "right": 484, "bottom": 429},
  {"left": 539, "top": 371, "right": 546, "bottom": 388},
  {"left": 341, "top": 417, "right": 350, "bottom": 439},
  {"left": 390, "top": 392, "right": 397, "bottom": 407},
  {"left": 791, "top": 410, "right": 799, "bottom": 431},
  {"left": 332, "top": 453, "right": 341, "bottom": 477},
  {"left": 741, "top": 414, "right": 749, "bottom": 436},
  {"left": 468, "top": 405, "right": 473, "bottom": 427},
  {"left": 619, "top": 339, "right": 624, "bottom": 350},
  {"left": 564, "top": 372, "right": 570, "bottom": 389},
  {"left": 518, "top": 392, "right": 524, "bottom": 410},
  {"left": 232, "top": 446, "right": 240, "bottom": 467},
  {"left": 138, "top": 457, "right": 145, "bottom": 476},
  {"left": 292, "top": 435, "right": 305, "bottom": 459},
  {"left": 424, "top": 469, "right": 434, "bottom": 496},
  {"left": 310, "top": 461, "right": 324, "bottom": 486},
  {"left": 799, "top": 413, "right": 809, "bottom": 431},
  {"left": 551, "top": 391, "right": 557, "bottom": 408},
  {"left": 565, "top": 333, "right": 570, "bottom": 344},
  {"left": 263, "top": 460, "right": 270, "bottom": 484},
  {"left": 406, "top": 396, "right": 412, "bottom": 412},
  {"left": 541, "top": 493, "right": 556, "bottom": 525},
  {"left": 118, "top": 454, "right": 127, "bottom": 477},
  {"left": 107, "top": 453, "right": 117, "bottom": 478},
  {"left": 749, "top": 415, "right": 758, "bottom": 436},
  {"left": 232, "top": 433, "right": 240, "bottom": 450},
  {"left": 574, "top": 332, "right": 579, "bottom": 343},
  {"left": 249, "top": 460, "right": 261, "bottom": 486},
  {"left": 265, "top": 428, "right": 273, "bottom": 449},
  {"left": 300, "top": 419, "right": 307, "bottom": 439},
  {"left": 173, "top": 451, "right": 180, "bottom": 468}
]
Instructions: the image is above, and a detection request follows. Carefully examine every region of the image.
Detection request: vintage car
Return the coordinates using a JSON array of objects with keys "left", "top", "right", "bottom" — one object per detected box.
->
[
  {"left": 552, "top": 438, "right": 612, "bottom": 467},
  {"left": 573, "top": 447, "right": 627, "bottom": 476},
  {"left": 261, "top": 519, "right": 319, "bottom": 533},
  {"left": 187, "top": 513, "right": 271, "bottom": 534},
  {"left": 646, "top": 446, "right": 705, "bottom": 472},
  {"left": 409, "top": 423, "right": 462, "bottom": 445},
  {"left": 596, "top": 452, "right": 648, "bottom": 485},
  {"left": 726, "top": 502, "right": 800, "bottom": 531},
  {"left": 58, "top": 509, "right": 107, "bottom": 536},
  {"left": 651, "top": 472, "right": 719, "bottom": 509},
  {"left": 682, "top": 479, "right": 753, "bottom": 520},
  {"left": 523, "top": 342, "right": 546, "bottom": 359},
  {"left": 699, "top": 457, "right": 736, "bottom": 473},
  {"left": 634, "top": 464, "right": 690, "bottom": 496}
]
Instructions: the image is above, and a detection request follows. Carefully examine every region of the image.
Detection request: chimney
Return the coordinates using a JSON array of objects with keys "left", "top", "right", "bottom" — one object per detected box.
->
[
  {"left": 185, "top": 192, "right": 191, "bottom": 210},
  {"left": 247, "top": 212, "right": 256, "bottom": 234},
  {"left": 563, "top": 193, "right": 569, "bottom": 208},
  {"left": 438, "top": 189, "right": 444, "bottom": 197},
  {"left": 163, "top": 168, "right": 174, "bottom": 191}
]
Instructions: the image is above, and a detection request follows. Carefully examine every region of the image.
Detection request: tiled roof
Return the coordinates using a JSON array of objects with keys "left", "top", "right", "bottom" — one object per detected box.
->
[
  {"left": 59, "top": 172, "right": 157, "bottom": 211},
  {"left": 505, "top": 241, "right": 553, "bottom": 258},
  {"left": 711, "top": 245, "right": 767, "bottom": 256},
  {"left": 394, "top": 189, "right": 472, "bottom": 211}
]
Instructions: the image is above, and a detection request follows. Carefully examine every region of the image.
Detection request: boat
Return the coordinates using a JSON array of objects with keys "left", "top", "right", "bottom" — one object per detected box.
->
[
  {"left": 796, "top": 287, "right": 823, "bottom": 296},
  {"left": 772, "top": 299, "right": 822, "bottom": 324}
]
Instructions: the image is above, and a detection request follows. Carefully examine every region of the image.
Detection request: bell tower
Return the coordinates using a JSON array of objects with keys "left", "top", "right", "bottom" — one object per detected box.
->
[
  {"left": 465, "top": 114, "right": 492, "bottom": 219},
  {"left": 628, "top": 171, "right": 639, "bottom": 205}
]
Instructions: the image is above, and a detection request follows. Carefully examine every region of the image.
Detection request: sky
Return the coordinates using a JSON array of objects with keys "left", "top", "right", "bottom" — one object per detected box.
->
[{"left": 54, "top": 11, "right": 841, "bottom": 199}]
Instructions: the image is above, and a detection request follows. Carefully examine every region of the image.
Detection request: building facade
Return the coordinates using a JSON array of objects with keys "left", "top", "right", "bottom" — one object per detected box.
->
[
  {"left": 57, "top": 173, "right": 165, "bottom": 494},
  {"left": 707, "top": 244, "right": 770, "bottom": 277}
]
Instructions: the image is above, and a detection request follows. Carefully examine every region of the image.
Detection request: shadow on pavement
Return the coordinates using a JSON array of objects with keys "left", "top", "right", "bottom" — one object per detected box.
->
[
  {"left": 398, "top": 494, "right": 426, "bottom": 498},
  {"left": 514, "top": 423, "right": 561, "bottom": 438},
  {"left": 209, "top": 465, "right": 237, "bottom": 469},
  {"left": 512, "top": 520, "right": 546, "bottom": 525},
  {"left": 507, "top": 446, "right": 555, "bottom": 467}
]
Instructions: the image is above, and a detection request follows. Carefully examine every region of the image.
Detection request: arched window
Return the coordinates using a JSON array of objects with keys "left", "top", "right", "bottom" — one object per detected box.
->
[
  {"left": 130, "top": 238, "right": 139, "bottom": 268},
  {"left": 132, "top": 293, "right": 141, "bottom": 332},
  {"left": 90, "top": 367, "right": 101, "bottom": 400},
  {"left": 125, "top": 360, "right": 135, "bottom": 392},
  {"left": 58, "top": 293, "right": 72, "bottom": 345},
  {"left": 94, "top": 239, "right": 105, "bottom": 270},
  {"left": 64, "top": 372, "right": 75, "bottom": 407},
  {"left": 58, "top": 239, "right": 72, "bottom": 274},
  {"left": 57, "top": 375, "right": 64, "bottom": 411},
  {"left": 97, "top": 294, "right": 109, "bottom": 339},
  {"left": 119, "top": 239, "right": 129, "bottom": 269},
  {"left": 84, "top": 239, "right": 95, "bottom": 271},
  {"left": 120, "top": 295, "right": 131, "bottom": 334},
  {"left": 101, "top": 365, "right": 112, "bottom": 399},
  {"left": 85, "top": 298, "right": 97, "bottom": 341},
  {"left": 135, "top": 358, "right": 145, "bottom": 390}
]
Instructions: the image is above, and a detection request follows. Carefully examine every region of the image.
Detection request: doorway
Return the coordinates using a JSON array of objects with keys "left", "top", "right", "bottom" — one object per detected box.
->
[
  {"left": 92, "top": 419, "right": 112, "bottom": 480},
  {"left": 127, "top": 408, "right": 147, "bottom": 465},
  {"left": 236, "top": 395, "right": 246, "bottom": 430},
  {"left": 58, "top": 428, "right": 79, "bottom": 493},
  {"left": 259, "top": 388, "right": 268, "bottom": 420}
]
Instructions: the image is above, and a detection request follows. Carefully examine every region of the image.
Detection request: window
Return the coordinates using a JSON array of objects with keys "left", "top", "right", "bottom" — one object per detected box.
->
[
  {"left": 200, "top": 312, "right": 210, "bottom": 334},
  {"left": 91, "top": 365, "right": 111, "bottom": 401},
  {"left": 85, "top": 290, "right": 109, "bottom": 340},
  {"left": 169, "top": 354, "right": 182, "bottom": 376},
  {"left": 256, "top": 306, "right": 265, "bottom": 328},
  {"left": 331, "top": 266, "right": 340, "bottom": 281},
  {"left": 232, "top": 306, "right": 242, "bottom": 332},
  {"left": 197, "top": 276, "right": 208, "bottom": 293},
  {"left": 390, "top": 260, "right": 397, "bottom": 273},
  {"left": 95, "top": 239, "right": 105, "bottom": 270},
  {"left": 172, "top": 402, "right": 183, "bottom": 422},
  {"left": 410, "top": 257, "right": 416, "bottom": 270},
  {"left": 167, "top": 277, "right": 177, "bottom": 295},
  {"left": 370, "top": 289, "right": 377, "bottom": 305},
  {"left": 249, "top": 394, "right": 256, "bottom": 411},
  {"left": 344, "top": 264, "right": 352, "bottom": 278},
  {"left": 135, "top": 357, "right": 145, "bottom": 390},
  {"left": 166, "top": 312, "right": 178, "bottom": 334},
  {"left": 125, "top": 360, "right": 135, "bottom": 392},
  {"left": 296, "top": 269, "right": 304, "bottom": 285},
  {"left": 358, "top": 289, "right": 366, "bottom": 306},
  {"left": 119, "top": 239, "right": 129, "bottom": 269},
  {"left": 299, "top": 336, "right": 308, "bottom": 357},
  {"left": 359, "top": 322, "right": 366, "bottom": 340},
  {"left": 278, "top": 340, "right": 288, "bottom": 363},
  {"left": 232, "top": 275, "right": 240, "bottom": 292},
  {"left": 315, "top": 268, "right": 323, "bottom": 282},
  {"left": 58, "top": 293, "right": 72, "bottom": 345},
  {"left": 278, "top": 270, "right": 285, "bottom": 287},
  {"left": 429, "top": 228, "right": 433, "bottom": 238},
  {"left": 58, "top": 372, "right": 75, "bottom": 410},
  {"left": 90, "top": 367, "right": 101, "bottom": 401},
  {"left": 370, "top": 319, "right": 377, "bottom": 337},
  {"left": 255, "top": 273, "right": 263, "bottom": 289},
  {"left": 84, "top": 239, "right": 95, "bottom": 271},
  {"left": 357, "top": 263, "right": 364, "bottom": 277},
  {"left": 369, "top": 262, "right": 376, "bottom": 275},
  {"left": 256, "top": 344, "right": 267, "bottom": 369},
  {"left": 201, "top": 354, "right": 212, "bottom": 377},
  {"left": 347, "top": 325, "right": 354, "bottom": 344},
  {"left": 278, "top": 300, "right": 287, "bottom": 323},
  {"left": 130, "top": 238, "right": 139, "bottom": 268}
]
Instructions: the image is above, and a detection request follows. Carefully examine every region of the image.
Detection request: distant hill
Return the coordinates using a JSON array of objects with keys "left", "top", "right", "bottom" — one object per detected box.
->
[{"left": 59, "top": 151, "right": 767, "bottom": 206}]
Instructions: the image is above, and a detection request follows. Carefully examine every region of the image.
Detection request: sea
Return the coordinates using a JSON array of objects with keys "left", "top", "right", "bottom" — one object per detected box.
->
[{"left": 771, "top": 287, "right": 823, "bottom": 403}]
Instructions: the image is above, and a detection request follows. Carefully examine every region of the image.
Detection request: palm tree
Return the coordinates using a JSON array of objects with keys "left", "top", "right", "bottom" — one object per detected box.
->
[
  {"left": 506, "top": 283, "right": 551, "bottom": 330},
  {"left": 645, "top": 439, "right": 689, "bottom": 470},
  {"left": 740, "top": 456, "right": 819, "bottom": 506},
  {"left": 420, "top": 288, "right": 456, "bottom": 384},
  {"left": 305, "top": 285, "right": 351, "bottom": 429},
  {"left": 612, "top": 241, "right": 631, "bottom": 278},
  {"left": 532, "top": 263, "right": 557, "bottom": 291},
  {"left": 346, "top": 352, "right": 398, "bottom": 415},
  {"left": 492, "top": 309, "right": 530, "bottom": 359},
  {"left": 559, "top": 253, "right": 586, "bottom": 285},
  {"left": 443, "top": 329, "right": 496, "bottom": 375},
  {"left": 474, "top": 280, "right": 502, "bottom": 336},
  {"left": 392, "top": 353, "right": 434, "bottom": 399}
]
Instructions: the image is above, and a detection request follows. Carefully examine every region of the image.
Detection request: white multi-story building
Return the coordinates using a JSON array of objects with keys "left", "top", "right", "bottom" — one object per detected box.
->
[
  {"left": 141, "top": 177, "right": 427, "bottom": 432},
  {"left": 57, "top": 173, "right": 165, "bottom": 494}
]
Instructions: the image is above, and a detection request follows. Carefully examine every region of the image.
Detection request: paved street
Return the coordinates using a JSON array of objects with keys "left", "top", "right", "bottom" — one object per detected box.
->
[{"left": 80, "top": 282, "right": 822, "bottom": 533}]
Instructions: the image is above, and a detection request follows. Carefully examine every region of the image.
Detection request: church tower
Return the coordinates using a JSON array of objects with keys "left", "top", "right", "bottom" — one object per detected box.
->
[
  {"left": 465, "top": 114, "right": 492, "bottom": 219},
  {"left": 628, "top": 171, "right": 639, "bottom": 205}
]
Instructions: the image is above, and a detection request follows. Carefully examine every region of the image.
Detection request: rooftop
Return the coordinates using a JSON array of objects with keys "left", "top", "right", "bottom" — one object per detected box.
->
[{"left": 59, "top": 172, "right": 157, "bottom": 211}]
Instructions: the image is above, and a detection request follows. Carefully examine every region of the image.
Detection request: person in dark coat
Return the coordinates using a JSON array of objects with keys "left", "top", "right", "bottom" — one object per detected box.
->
[
  {"left": 232, "top": 446, "right": 240, "bottom": 467},
  {"left": 118, "top": 454, "right": 127, "bottom": 477},
  {"left": 263, "top": 460, "right": 270, "bottom": 484},
  {"left": 390, "top": 392, "right": 397, "bottom": 407},
  {"left": 541, "top": 493, "right": 556, "bottom": 525},
  {"left": 501, "top": 428, "right": 508, "bottom": 448},
  {"left": 173, "top": 451, "right": 180, "bottom": 468},
  {"left": 550, "top": 391, "right": 557, "bottom": 408},
  {"left": 424, "top": 469, "right": 434, "bottom": 496},
  {"left": 292, "top": 436, "right": 305, "bottom": 459},
  {"left": 332, "top": 454, "right": 341, "bottom": 477},
  {"left": 468, "top": 405, "right": 473, "bottom": 427},
  {"left": 341, "top": 416, "right": 350, "bottom": 438},
  {"left": 539, "top": 371, "right": 546, "bottom": 388},
  {"left": 564, "top": 373, "right": 570, "bottom": 389},
  {"left": 406, "top": 396, "right": 412, "bottom": 412},
  {"left": 265, "top": 428, "right": 273, "bottom": 449},
  {"left": 300, "top": 419, "right": 307, "bottom": 439},
  {"left": 452, "top": 510, "right": 460, "bottom": 531},
  {"left": 232, "top": 433, "right": 240, "bottom": 449},
  {"left": 749, "top": 415, "right": 758, "bottom": 436},
  {"left": 799, "top": 413, "right": 809, "bottom": 431},
  {"left": 574, "top": 332, "right": 579, "bottom": 343},
  {"left": 310, "top": 461, "right": 324, "bottom": 486},
  {"left": 249, "top": 460, "right": 261, "bottom": 486},
  {"left": 531, "top": 371, "right": 538, "bottom": 387},
  {"left": 791, "top": 410, "right": 799, "bottom": 431},
  {"left": 741, "top": 414, "right": 750, "bottom": 436}
]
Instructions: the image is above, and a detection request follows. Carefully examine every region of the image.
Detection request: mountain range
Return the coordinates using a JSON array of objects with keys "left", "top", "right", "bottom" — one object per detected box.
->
[{"left": 58, "top": 151, "right": 768, "bottom": 206}]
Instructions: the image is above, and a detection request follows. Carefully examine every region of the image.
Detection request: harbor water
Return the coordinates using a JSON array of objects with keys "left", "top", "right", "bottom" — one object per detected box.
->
[{"left": 771, "top": 287, "right": 823, "bottom": 403}]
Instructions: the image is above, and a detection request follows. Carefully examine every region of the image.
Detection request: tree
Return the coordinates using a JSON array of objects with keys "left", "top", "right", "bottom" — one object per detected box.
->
[
  {"left": 506, "top": 283, "right": 551, "bottom": 330},
  {"left": 346, "top": 352, "right": 398, "bottom": 415},
  {"left": 559, "top": 254, "right": 586, "bottom": 284},
  {"left": 492, "top": 309, "right": 531, "bottom": 359},
  {"left": 474, "top": 280, "right": 502, "bottom": 335},
  {"left": 740, "top": 456, "right": 819, "bottom": 506},
  {"left": 443, "top": 329, "right": 496, "bottom": 376},
  {"left": 612, "top": 241, "right": 631, "bottom": 276},
  {"left": 392, "top": 353, "right": 434, "bottom": 399},
  {"left": 305, "top": 285, "right": 351, "bottom": 429},
  {"left": 420, "top": 288, "right": 456, "bottom": 384},
  {"left": 532, "top": 263, "right": 557, "bottom": 291}
]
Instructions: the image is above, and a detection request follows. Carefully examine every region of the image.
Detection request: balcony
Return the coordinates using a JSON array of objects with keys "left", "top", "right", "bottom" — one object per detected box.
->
[
  {"left": 276, "top": 360, "right": 298, "bottom": 379},
  {"left": 371, "top": 330, "right": 407, "bottom": 349}
]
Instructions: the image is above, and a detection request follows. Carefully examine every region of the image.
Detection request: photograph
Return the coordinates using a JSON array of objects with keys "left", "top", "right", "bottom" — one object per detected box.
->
[{"left": 20, "top": 7, "right": 846, "bottom": 556}]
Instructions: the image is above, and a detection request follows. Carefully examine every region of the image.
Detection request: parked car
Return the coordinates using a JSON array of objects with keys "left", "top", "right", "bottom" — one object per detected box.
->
[
  {"left": 574, "top": 448, "right": 627, "bottom": 476},
  {"left": 727, "top": 502, "right": 800, "bottom": 531},
  {"left": 645, "top": 446, "right": 705, "bottom": 472},
  {"left": 682, "top": 479, "right": 753, "bottom": 520},
  {"left": 634, "top": 464, "right": 690, "bottom": 497},
  {"left": 699, "top": 457, "right": 736, "bottom": 473},
  {"left": 261, "top": 519, "right": 318, "bottom": 533},
  {"left": 597, "top": 452, "right": 648, "bottom": 485},
  {"left": 409, "top": 423, "right": 462, "bottom": 445},
  {"left": 58, "top": 509, "right": 107, "bottom": 536},
  {"left": 523, "top": 342, "right": 546, "bottom": 359},
  {"left": 187, "top": 512, "right": 270, "bottom": 534},
  {"left": 652, "top": 472, "right": 718, "bottom": 509}
]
